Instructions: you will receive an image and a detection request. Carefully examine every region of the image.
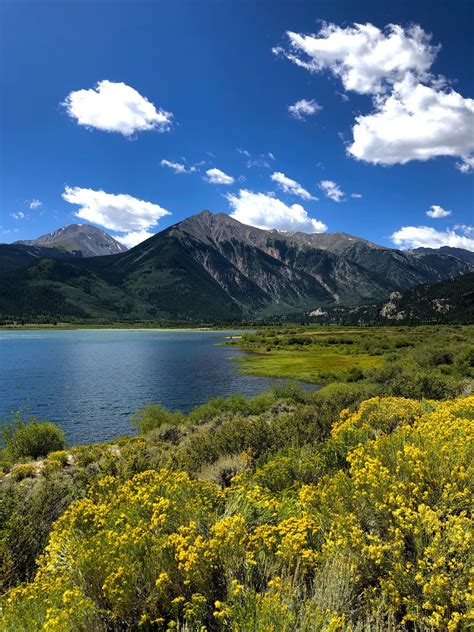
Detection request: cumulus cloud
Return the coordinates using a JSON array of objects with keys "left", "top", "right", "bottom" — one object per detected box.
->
[
  {"left": 351, "top": 193, "right": 363, "bottom": 199},
  {"left": 391, "top": 225, "right": 474, "bottom": 251},
  {"left": 160, "top": 159, "right": 196, "bottom": 174},
  {"left": 114, "top": 230, "right": 155, "bottom": 248},
  {"left": 271, "top": 171, "right": 316, "bottom": 200},
  {"left": 204, "top": 168, "right": 235, "bottom": 185},
  {"left": 319, "top": 180, "right": 344, "bottom": 202},
  {"left": 274, "top": 23, "right": 437, "bottom": 95},
  {"left": 62, "top": 80, "right": 173, "bottom": 137},
  {"left": 426, "top": 204, "right": 452, "bottom": 218},
  {"left": 275, "top": 22, "right": 474, "bottom": 168},
  {"left": 29, "top": 199, "right": 42, "bottom": 209},
  {"left": 348, "top": 77, "right": 474, "bottom": 164},
  {"left": 227, "top": 189, "right": 327, "bottom": 233},
  {"left": 288, "top": 98, "right": 322, "bottom": 120},
  {"left": 62, "top": 186, "right": 170, "bottom": 246},
  {"left": 12, "top": 212, "right": 25, "bottom": 220}
]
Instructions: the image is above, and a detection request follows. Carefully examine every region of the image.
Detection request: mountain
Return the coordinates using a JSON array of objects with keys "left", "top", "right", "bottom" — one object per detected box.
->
[
  {"left": 15, "top": 224, "right": 127, "bottom": 257},
  {"left": 0, "top": 211, "right": 472, "bottom": 322}
]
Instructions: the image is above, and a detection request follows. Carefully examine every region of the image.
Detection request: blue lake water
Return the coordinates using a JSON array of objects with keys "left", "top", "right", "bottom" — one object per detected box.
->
[{"left": 0, "top": 329, "right": 285, "bottom": 445}]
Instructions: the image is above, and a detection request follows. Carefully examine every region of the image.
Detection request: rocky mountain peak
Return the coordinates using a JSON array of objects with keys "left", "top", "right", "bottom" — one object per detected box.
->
[{"left": 16, "top": 224, "right": 127, "bottom": 257}]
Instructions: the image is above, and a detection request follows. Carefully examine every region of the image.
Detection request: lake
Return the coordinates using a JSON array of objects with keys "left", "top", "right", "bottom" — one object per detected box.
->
[{"left": 0, "top": 329, "right": 286, "bottom": 445}]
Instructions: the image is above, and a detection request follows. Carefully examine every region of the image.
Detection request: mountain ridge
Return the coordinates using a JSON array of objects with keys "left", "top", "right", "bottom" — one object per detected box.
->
[{"left": 0, "top": 211, "right": 472, "bottom": 322}]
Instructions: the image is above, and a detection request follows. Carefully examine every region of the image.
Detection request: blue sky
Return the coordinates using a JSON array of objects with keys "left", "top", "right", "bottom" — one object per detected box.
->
[{"left": 1, "top": 0, "right": 473, "bottom": 249}]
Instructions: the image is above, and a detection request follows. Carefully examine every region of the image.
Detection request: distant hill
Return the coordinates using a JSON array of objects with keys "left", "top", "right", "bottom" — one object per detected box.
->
[
  {"left": 0, "top": 243, "right": 83, "bottom": 275},
  {"left": 0, "top": 211, "right": 472, "bottom": 322},
  {"left": 305, "top": 273, "right": 474, "bottom": 325},
  {"left": 15, "top": 224, "right": 127, "bottom": 258},
  {"left": 378, "top": 272, "right": 474, "bottom": 324},
  {"left": 411, "top": 246, "right": 474, "bottom": 265}
]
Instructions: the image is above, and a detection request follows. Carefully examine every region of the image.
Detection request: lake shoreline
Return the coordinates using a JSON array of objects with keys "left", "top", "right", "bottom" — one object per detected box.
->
[{"left": 0, "top": 324, "right": 234, "bottom": 331}]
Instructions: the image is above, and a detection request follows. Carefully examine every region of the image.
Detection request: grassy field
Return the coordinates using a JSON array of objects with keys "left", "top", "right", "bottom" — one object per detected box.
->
[
  {"left": 230, "top": 324, "right": 474, "bottom": 383},
  {"left": 235, "top": 349, "right": 382, "bottom": 382}
]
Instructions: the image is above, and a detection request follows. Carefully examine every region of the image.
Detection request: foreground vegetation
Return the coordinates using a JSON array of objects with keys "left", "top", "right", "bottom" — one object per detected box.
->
[{"left": 0, "top": 325, "right": 473, "bottom": 630}]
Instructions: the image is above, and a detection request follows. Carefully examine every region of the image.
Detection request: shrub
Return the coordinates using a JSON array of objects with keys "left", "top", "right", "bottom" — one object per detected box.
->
[
  {"left": 10, "top": 463, "right": 36, "bottom": 482},
  {"left": 130, "top": 404, "right": 185, "bottom": 434},
  {"left": 45, "top": 450, "right": 68, "bottom": 466},
  {"left": 0, "top": 470, "right": 86, "bottom": 591},
  {"left": 1, "top": 414, "right": 65, "bottom": 461},
  {"left": 2, "top": 397, "right": 471, "bottom": 631},
  {"left": 197, "top": 452, "right": 251, "bottom": 487},
  {"left": 369, "top": 362, "right": 466, "bottom": 400}
]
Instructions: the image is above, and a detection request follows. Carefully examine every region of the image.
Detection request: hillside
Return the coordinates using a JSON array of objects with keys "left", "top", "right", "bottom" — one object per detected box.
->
[
  {"left": 0, "top": 243, "right": 83, "bottom": 275},
  {"left": 379, "top": 272, "right": 474, "bottom": 323},
  {"left": 15, "top": 224, "right": 127, "bottom": 257},
  {"left": 0, "top": 212, "right": 472, "bottom": 322},
  {"left": 302, "top": 273, "right": 474, "bottom": 325}
]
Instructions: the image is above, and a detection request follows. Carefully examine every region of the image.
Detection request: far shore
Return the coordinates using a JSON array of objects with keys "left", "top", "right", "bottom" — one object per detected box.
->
[{"left": 0, "top": 323, "right": 245, "bottom": 332}]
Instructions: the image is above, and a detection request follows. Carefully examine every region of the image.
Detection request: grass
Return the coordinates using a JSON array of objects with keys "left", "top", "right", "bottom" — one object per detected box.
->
[{"left": 234, "top": 349, "right": 381, "bottom": 382}]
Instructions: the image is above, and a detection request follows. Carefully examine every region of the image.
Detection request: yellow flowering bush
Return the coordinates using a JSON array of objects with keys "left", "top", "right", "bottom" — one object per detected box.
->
[
  {"left": 319, "top": 396, "right": 474, "bottom": 629},
  {"left": 9, "top": 462, "right": 36, "bottom": 481},
  {"left": 1, "top": 396, "right": 472, "bottom": 630}
]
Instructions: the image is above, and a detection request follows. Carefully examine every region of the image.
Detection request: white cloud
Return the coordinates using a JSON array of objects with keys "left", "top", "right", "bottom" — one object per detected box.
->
[
  {"left": 275, "top": 23, "right": 438, "bottom": 95},
  {"left": 114, "top": 230, "right": 155, "bottom": 248},
  {"left": 426, "top": 204, "right": 452, "bottom": 218},
  {"left": 288, "top": 98, "right": 322, "bottom": 120},
  {"left": 62, "top": 80, "right": 173, "bottom": 137},
  {"left": 348, "top": 77, "right": 474, "bottom": 165},
  {"left": 391, "top": 225, "right": 474, "bottom": 251},
  {"left": 319, "top": 180, "right": 344, "bottom": 202},
  {"left": 454, "top": 224, "right": 473, "bottom": 236},
  {"left": 29, "top": 199, "right": 42, "bottom": 209},
  {"left": 160, "top": 159, "right": 196, "bottom": 174},
  {"left": 227, "top": 189, "right": 327, "bottom": 233},
  {"left": 204, "top": 168, "right": 234, "bottom": 185},
  {"left": 62, "top": 186, "right": 170, "bottom": 246},
  {"left": 271, "top": 171, "right": 316, "bottom": 200},
  {"left": 456, "top": 155, "right": 474, "bottom": 173},
  {"left": 12, "top": 212, "right": 25, "bottom": 220},
  {"left": 276, "top": 22, "right": 474, "bottom": 168},
  {"left": 351, "top": 193, "right": 363, "bottom": 199}
]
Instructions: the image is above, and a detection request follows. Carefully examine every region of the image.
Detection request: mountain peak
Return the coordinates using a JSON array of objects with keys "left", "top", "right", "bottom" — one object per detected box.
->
[{"left": 15, "top": 223, "right": 127, "bottom": 257}]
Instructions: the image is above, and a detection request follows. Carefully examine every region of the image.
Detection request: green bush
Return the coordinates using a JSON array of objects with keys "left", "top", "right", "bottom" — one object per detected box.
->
[
  {"left": 1, "top": 415, "right": 65, "bottom": 461},
  {"left": 130, "top": 404, "right": 185, "bottom": 434},
  {"left": 0, "top": 470, "right": 85, "bottom": 591}
]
